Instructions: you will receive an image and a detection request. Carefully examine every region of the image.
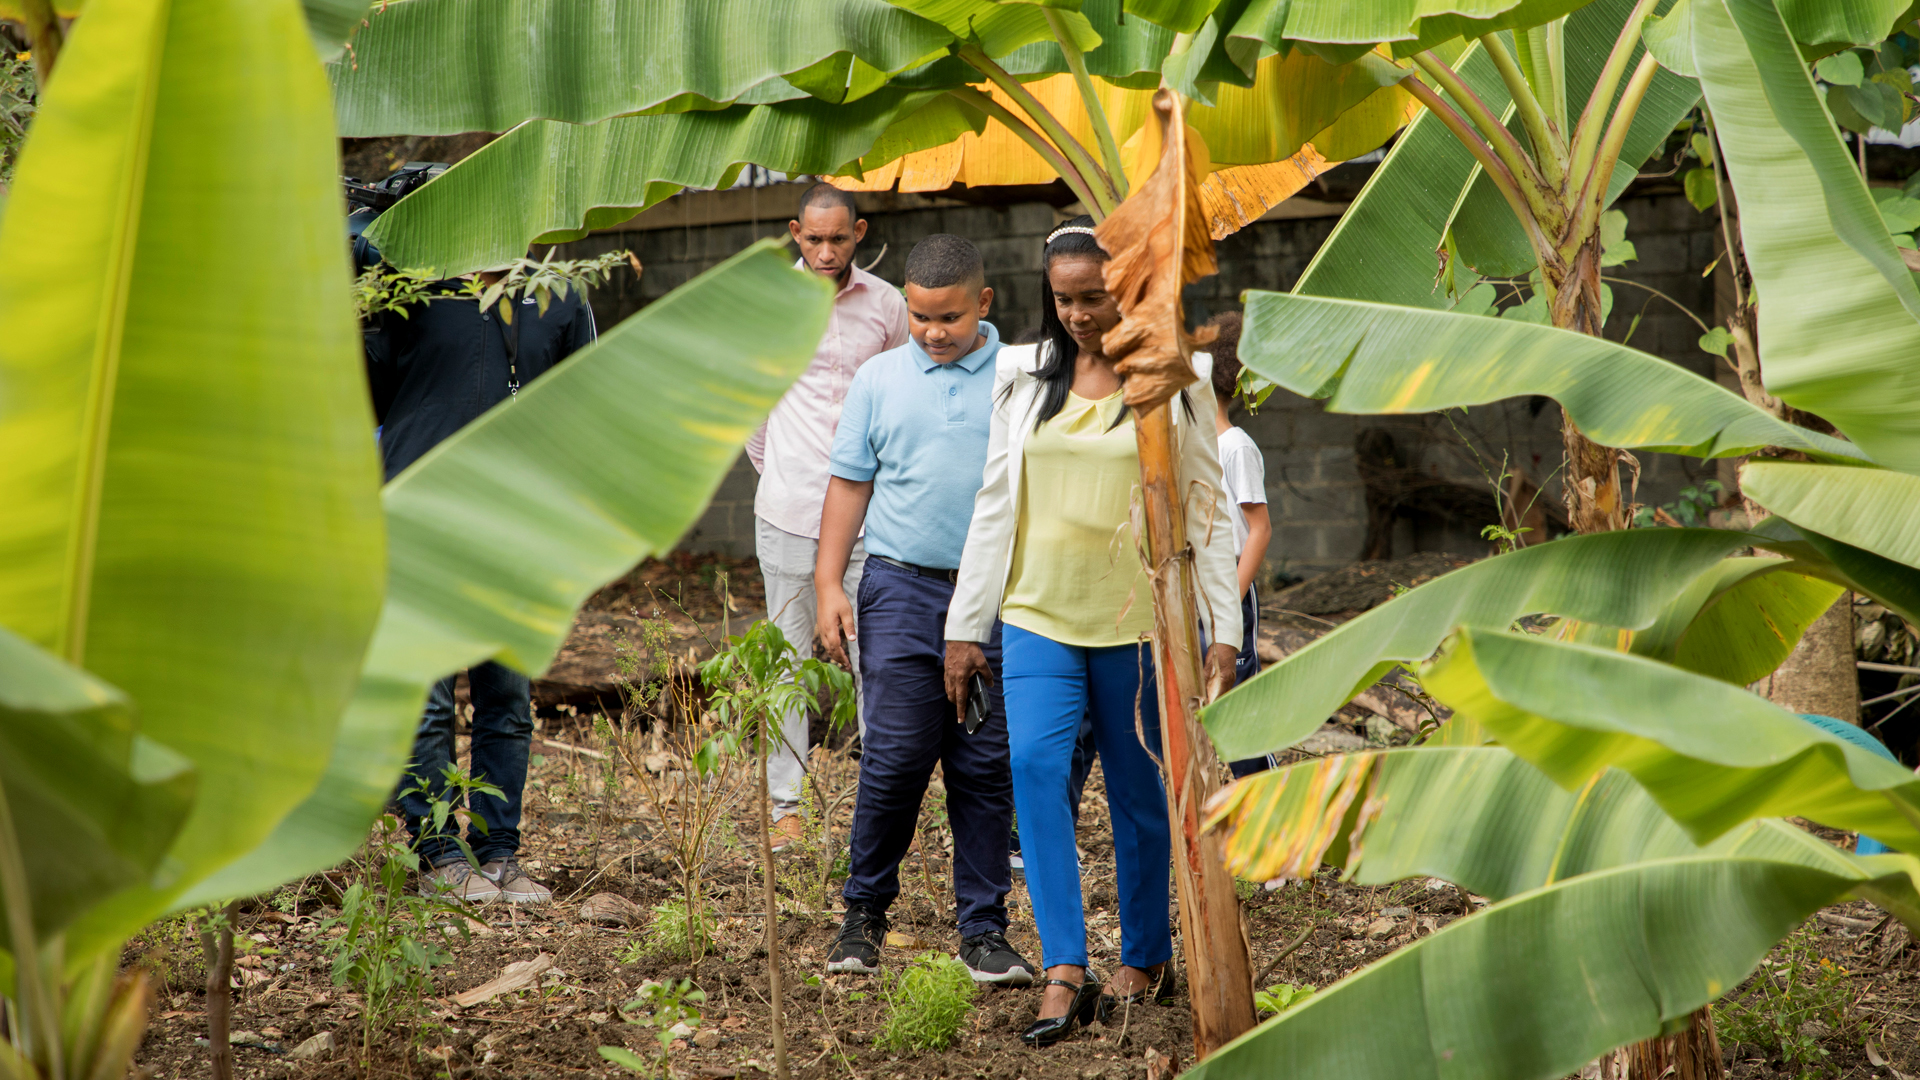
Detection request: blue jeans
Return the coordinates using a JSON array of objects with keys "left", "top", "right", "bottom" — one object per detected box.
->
[
  {"left": 399, "top": 661, "right": 532, "bottom": 867},
  {"left": 844, "top": 558, "right": 1014, "bottom": 936},
  {"left": 1002, "top": 624, "right": 1172, "bottom": 971}
]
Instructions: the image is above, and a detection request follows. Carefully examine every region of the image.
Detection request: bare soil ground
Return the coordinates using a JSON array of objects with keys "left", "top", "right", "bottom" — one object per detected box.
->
[{"left": 126, "top": 557, "right": 1920, "bottom": 1080}]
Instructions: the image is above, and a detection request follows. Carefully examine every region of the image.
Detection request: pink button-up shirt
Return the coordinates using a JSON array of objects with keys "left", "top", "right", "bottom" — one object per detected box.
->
[{"left": 748, "top": 262, "right": 908, "bottom": 539}]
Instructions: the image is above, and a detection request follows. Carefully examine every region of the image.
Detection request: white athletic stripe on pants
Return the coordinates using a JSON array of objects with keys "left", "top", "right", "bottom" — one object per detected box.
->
[{"left": 755, "top": 516, "right": 865, "bottom": 819}]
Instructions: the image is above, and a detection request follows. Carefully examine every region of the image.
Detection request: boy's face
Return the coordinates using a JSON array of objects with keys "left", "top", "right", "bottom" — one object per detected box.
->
[{"left": 906, "top": 281, "right": 994, "bottom": 363}]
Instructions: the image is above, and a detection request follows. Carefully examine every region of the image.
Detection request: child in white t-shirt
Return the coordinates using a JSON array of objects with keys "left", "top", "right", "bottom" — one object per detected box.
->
[{"left": 1207, "top": 312, "right": 1274, "bottom": 777}]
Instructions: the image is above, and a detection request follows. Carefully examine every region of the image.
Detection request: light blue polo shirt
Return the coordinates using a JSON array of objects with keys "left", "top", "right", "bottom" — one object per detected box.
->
[{"left": 828, "top": 321, "right": 1001, "bottom": 570}]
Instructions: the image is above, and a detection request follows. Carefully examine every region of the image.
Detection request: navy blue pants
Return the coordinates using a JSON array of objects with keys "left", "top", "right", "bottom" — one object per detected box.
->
[
  {"left": 399, "top": 661, "right": 532, "bottom": 866},
  {"left": 1222, "top": 587, "right": 1274, "bottom": 779},
  {"left": 844, "top": 558, "right": 1014, "bottom": 936}
]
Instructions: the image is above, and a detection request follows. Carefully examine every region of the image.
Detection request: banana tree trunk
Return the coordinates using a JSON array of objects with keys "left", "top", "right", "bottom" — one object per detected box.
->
[
  {"left": 1552, "top": 235, "right": 1726, "bottom": 1080},
  {"left": 1134, "top": 403, "right": 1257, "bottom": 1059},
  {"left": 1550, "top": 238, "right": 1630, "bottom": 533}
]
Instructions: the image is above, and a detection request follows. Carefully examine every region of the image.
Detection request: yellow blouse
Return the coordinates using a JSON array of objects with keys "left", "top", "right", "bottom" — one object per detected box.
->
[{"left": 1000, "top": 389, "right": 1154, "bottom": 647}]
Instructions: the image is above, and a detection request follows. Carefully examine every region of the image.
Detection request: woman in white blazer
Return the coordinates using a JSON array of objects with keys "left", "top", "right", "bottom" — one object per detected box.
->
[{"left": 941, "top": 219, "right": 1242, "bottom": 1047}]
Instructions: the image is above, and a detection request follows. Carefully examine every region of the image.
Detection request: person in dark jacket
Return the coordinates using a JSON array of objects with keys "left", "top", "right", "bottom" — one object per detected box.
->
[{"left": 365, "top": 270, "right": 597, "bottom": 904}]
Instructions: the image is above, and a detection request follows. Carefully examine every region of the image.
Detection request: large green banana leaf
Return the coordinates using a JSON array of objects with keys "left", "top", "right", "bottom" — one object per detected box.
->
[
  {"left": 0, "top": 0, "right": 385, "bottom": 956},
  {"left": 1743, "top": 460, "right": 1920, "bottom": 572},
  {"left": 327, "top": 0, "right": 959, "bottom": 137},
  {"left": 0, "top": 626, "right": 193, "bottom": 951},
  {"left": 1744, "top": 514, "right": 1920, "bottom": 625},
  {"left": 1236, "top": 291, "right": 1865, "bottom": 463},
  {"left": 1208, "top": 745, "right": 1918, "bottom": 922},
  {"left": 1622, "top": 556, "right": 1843, "bottom": 685},
  {"left": 1424, "top": 627, "right": 1920, "bottom": 852},
  {"left": 1206, "top": 528, "right": 1768, "bottom": 760},
  {"left": 1184, "top": 852, "right": 1914, "bottom": 1080},
  {"left": 181, "top": 240, "right": 832, "bottom": 909},
  {"left": 1691, "top": 0, "right": 1920, "bottom": 473},
  {"left": 361, "top": 89, "right": 975, "bottom": 276}
]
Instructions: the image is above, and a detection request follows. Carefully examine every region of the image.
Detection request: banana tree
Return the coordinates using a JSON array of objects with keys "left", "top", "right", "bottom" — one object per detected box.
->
[
  {"left": 1189, "top": 0, "right": 1920, "bottom": 1076},
  {"left": 0, "top": 1, "right": 828, "bottom": 1076}
]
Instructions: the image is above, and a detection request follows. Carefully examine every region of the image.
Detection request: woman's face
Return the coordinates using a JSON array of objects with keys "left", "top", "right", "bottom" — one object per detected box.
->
[{"left": 1048, "top": 254, "right": 1122, "bottom": 356}]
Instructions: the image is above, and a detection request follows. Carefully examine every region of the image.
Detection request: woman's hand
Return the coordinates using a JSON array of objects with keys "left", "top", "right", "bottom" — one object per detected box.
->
[
  {"left": 1203, "top": 642, "right": 1239, "bottom": 703},
  {"left": 944, "top": 640, "right": 991, "bottom": 723}
]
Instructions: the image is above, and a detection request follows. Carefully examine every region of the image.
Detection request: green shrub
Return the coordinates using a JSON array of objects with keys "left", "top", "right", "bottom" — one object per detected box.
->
[
  {"left": 1714, "top": 926, "right": 1866, "bottom": 1078},
  {"left": 876, "top": 953, "right": 975, "bottom": 1052}
]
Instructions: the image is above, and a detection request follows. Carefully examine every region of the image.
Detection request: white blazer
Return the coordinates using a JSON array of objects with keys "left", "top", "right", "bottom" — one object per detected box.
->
[{"left": 945, "top": 342, "right": 1245, "bottom": 649}]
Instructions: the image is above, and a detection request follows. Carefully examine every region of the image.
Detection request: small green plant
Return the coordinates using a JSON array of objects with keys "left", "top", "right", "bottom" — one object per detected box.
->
[
  {"left": 352, "top": 248, "right": 636, "bottom": 323},
  {"left": 1255, "top": 982, "right": 1315, "bottom": 1018},
  {"left": 699, "top": 617, "right": 857, "bottom": 1078},
  {"left": 600, "top": 979, "right": 707, "bottom": 1075},
  {"left": 1633, "top": 480, "right": 1725, "bottom": 529},
  {"left": 321, "top": 768, "right": 496, "bottom": 1061},
  {"left": 875, "top": 953, "right": 976, "bottom": 1053},
  {"left": 1714, "top": 926, "right": 1865, "bottom": 1078},
  {"left": 644, "top": 898, "right": 717, "bottom": 961}
]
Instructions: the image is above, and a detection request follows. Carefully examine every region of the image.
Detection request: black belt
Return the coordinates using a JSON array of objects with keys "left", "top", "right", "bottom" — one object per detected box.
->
[{"left": 872, "top": 554, "right": 959, "bottom": 583}]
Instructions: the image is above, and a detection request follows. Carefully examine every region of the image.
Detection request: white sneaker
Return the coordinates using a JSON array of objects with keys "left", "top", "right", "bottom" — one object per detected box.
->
[
  {"left": 420, "top": 860, "right": 500, "bottom": 903},
  {"left": 480, "top": 857, "right": 552, "bottom": 905}
]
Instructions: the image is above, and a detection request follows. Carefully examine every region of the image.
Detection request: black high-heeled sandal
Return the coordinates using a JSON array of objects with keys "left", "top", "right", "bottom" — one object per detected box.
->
[
  {"left": 1097, "top": 964, "right": 1176, "bottom": 1021},
  {"left": 1021, "top": 976, "right": 1103, "bottom": 1048}
]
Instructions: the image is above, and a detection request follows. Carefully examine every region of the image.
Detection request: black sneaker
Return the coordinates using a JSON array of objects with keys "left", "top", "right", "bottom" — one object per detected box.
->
[
  {"left": 825, "top": 904, "right": 887, "bottom": 975},
  {"left": 958, "top": 929, "right": 1036, "bottom": 986}
]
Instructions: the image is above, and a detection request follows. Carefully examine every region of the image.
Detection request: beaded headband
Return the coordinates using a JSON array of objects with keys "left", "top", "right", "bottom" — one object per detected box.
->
[{"left": 1045, "top": 224, "right": 1098, "bottom": 245}]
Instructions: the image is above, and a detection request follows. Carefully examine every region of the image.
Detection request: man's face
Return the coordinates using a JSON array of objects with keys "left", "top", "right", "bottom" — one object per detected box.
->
[
  {"left": 789, "top": 205, "right": 866, "bottom": 281},
  {"left": 906, "top": 281, "right": 993, "bottom": 363}
]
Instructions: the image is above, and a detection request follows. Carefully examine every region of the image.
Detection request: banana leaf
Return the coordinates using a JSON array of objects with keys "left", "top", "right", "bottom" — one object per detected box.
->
[
  {"left": 1424, "top": 626, "right": 1920, "bottom": 853},
  {"left": 1208, "top": 745, "right": 1919, "bottom": 923},
  {"left": 183, "top": 239, "right": 831, "bottom": 908},
  {"left": 1236, "top": 291, "right": 1867, "bottom": 463},
  {"left": 0, "top": 626, "right": 193, "bottom": 951},
  {"left": 361, "top": 88, "right": 976, "bottom": 276},
  {"left": 1185, "top": 851, "right": 1918, "bottom": 1080},
  {"left": 1624, "top": 556, "right": 1844, "bottom": 686},
  {"left": 1744, "top": 514, "right": 1920, "bottom": 626},
  {"left": 0, "top": 0, "right": 385, "bottom": 957},
  {"left": 327, "top": 0, "right": 959, "bottom": 137},
  {"left": 1205, "top": 528, "right": 1766, "bottom": 761},
  {"left": 1693, "top": 0, "right": 1920, "bottom": 473},
  {"left": 1742, "top": 460, "right": 1920, "bottom": 572}
]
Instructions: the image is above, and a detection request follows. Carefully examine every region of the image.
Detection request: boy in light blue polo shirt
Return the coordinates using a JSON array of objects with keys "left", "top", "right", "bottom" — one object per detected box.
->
[{"left": 810, "top": 235, "right": 1032, "bottom": 987}]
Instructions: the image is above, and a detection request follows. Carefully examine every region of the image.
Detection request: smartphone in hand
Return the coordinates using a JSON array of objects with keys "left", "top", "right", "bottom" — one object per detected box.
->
[{"left": 965, "top": 672, "right": 990, "bottom": 734}]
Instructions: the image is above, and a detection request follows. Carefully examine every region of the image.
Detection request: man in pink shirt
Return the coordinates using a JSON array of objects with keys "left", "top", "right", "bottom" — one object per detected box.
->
[{"left": 746, "top": 184, "right": 908, "bottom": 848}]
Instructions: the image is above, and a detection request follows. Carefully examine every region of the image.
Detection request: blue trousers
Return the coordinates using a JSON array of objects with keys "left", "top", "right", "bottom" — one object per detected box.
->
[
  {"left": 399, "top": 661, "right": 532, "bottom": 866},
  {"left": 1003, "top": 624, "right": 1172, "bottom": 971},
  {"left": 1224, "top": 587, "right": 1274, "bottom": 779},
  {"left": 844, "top": 558, "right": 1013, "bottom": 936}
]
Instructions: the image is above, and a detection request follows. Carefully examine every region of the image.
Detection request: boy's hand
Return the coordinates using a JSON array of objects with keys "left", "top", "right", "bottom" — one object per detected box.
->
[
  {"left": 944, "top": 640, "right": 991, "bottom": 723},
  {"left": 817, "top": 585, "right": 857, "bottom": 669}
]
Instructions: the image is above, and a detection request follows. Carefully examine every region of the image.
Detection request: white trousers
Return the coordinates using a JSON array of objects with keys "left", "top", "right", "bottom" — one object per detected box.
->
[{"left": 755, "top": 516, "right": 865, "bottom": 817}]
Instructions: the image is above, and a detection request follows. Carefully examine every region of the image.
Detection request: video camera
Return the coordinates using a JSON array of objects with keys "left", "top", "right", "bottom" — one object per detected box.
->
[{"left": 345, "top": 161, "right": 447, "bottom": 271}]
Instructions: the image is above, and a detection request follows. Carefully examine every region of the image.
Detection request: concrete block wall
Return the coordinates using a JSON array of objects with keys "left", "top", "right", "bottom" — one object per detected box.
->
[{"left": 560, "top": 186, "right": 1729, "bottom": 571}]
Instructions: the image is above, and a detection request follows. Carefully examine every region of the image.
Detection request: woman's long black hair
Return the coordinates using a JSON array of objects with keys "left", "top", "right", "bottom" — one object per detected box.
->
[{"left": 1032, "top": 215, "right": 1106, "bottom": 430}]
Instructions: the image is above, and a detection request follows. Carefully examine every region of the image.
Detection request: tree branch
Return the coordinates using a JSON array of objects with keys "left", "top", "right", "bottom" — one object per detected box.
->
[
  {"left": 1044, "top": 7, "right": 1129, "bottom": 201},
  {"left": 958, "top": 44, "right": 1118, "bottom": 215},
  {"left": 946, "top": 87, "right": 1109, "bottom": 219},
  {"left": 1478, "top": 32, "right": 1565, "bottom": 188},
  {"left": 1568, "top": 52, "right": 1660, "bottom": 256},
  {"left": 1567, "top": 0, "right": 1661, "bottom": 188},
  {"left": 15, "top": 0, "right": 63, "bottom": 84},
  {"left": 1400, "top": 74, "right": 1555, "bottom": 271},
  {"left": 1411, "top": 51, "right": 1558, "bottom": 228}
]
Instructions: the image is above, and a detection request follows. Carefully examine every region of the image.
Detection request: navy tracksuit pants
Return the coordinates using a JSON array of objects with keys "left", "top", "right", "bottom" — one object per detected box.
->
[{"left": 843, "top": 557, "right": 1014, "bottom": 937}]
